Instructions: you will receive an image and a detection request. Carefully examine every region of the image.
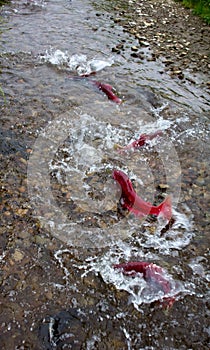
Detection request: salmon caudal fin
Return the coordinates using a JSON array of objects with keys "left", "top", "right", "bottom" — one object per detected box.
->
[{"left": 157, "top": 195, "right": 172, "bottom": 221}]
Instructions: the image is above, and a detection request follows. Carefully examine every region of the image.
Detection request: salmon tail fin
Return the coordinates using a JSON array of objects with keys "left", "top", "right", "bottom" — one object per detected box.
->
[{"left": 157, "top": 195, "right": 172, "bottom": 221}]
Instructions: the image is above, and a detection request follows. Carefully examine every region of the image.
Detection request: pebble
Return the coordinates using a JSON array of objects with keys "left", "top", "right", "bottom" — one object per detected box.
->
[
  {"left": 135, "top": 34, "right": 147, "bottom": 40},
  {"left": 139, "top": 41, "right": 150, "bottom": 47},
  {"left": 19, "top": 158, "right": 27, "bottom": 165},
  {"left": 15, "top": 208, "right": 28, "bottom": 216},
  {"left": 18, "top": 186, "right": 26, "bottom": 193},
  {"left": 112, "top": 47, "right": 120, "bottom": 53},
  {"left": 130, "top": 52, "right": 144, "bottom": 59},
  {"left": 158, "top": 184, "right": 169, "bottom": 190},
  {"left": 13, "top": 249, "right": 24, "bottom": 262},
  {"left": 131, "top": 46, "right": 139, "bottom": 51},
  {"left": 113, "top": 17, "right": 121, "bottom": 23}
]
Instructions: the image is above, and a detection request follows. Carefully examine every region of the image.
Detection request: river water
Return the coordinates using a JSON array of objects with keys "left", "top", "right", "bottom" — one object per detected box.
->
[{"left": 0, "top": 0, "right": 209, "bottom": 349}]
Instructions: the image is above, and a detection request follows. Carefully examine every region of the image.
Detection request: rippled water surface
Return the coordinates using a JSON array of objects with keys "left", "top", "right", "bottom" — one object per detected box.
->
[{"left": 0, "top": 0, "right": 209, "bottom": 349}]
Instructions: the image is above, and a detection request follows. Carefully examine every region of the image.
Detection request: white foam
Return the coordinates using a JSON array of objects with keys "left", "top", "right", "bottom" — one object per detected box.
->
[
  {"left": 136, "top": 113, "right": 173, "bottom": 135},
  {"left": 80, "top": 246, "right": 190, "bottom": 310},
  {"left": 86, "top": 335, "right": 102, "bottom": 350},
  {"left": 39, "top": 49, "right": 114, "bottom": 75},
  {"left": 0, "top": 252, "right": 6, "bottom": 263},
  {"left": 189, "top": 256, "right": 210, "bottom": 281},
  {"left": 47, "top": 113, "right": 189, "bottom": 251},
  {"left": 122, "top": 328, "right": 132, "bottom": 350},
  {"left": 42, "top": 49, "right": 70, "bottom": 66},
  {"left": 134, "top": 207, "right": 194, "bottom": 254}
]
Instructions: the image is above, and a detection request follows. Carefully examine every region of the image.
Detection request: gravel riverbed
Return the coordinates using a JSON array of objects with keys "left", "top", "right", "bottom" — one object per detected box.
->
[{"left": 105, "top": 0, "right": 210, "bottom": 85}]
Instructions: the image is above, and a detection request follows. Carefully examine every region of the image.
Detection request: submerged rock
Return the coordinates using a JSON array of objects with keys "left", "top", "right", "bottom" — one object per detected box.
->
[
  {"left": 0, "top": 130, "right": 27, "bottom": 156},
  {"left": 39, "top": 307, "right": 127, "bottom": 350}
]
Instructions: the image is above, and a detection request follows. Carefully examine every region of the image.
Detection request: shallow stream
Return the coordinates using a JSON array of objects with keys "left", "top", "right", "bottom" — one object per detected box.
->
[{"left": 0, "top": 1, "right": 209, "bottom": 349}]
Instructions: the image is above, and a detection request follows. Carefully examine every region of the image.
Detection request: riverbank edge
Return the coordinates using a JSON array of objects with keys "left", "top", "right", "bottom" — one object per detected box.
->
[{"left": 103, "top": 0, "right": 210, "bottom": 83}]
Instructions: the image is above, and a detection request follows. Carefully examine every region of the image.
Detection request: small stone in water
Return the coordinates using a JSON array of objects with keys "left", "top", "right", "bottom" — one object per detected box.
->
[
  {"left": 158, "top": 184, "right": 169, "bottom": 190},
  {"left": 15, "top": 208, "right": 28, "bottom": 216},
  {"left": 18, "top": 186, "right": 26, "bottom": 193},
  {"left": 131, "top": 46, "right": 138, "bottom": 51},
  {"left": 139, "top": 41, "right": 150, "bottom": 47},
  {"left": 113, "top": 18, "right": 121, "bottom": 23},
  {"left": 13, "top": 249, "right": 24, "bottom": 262}
]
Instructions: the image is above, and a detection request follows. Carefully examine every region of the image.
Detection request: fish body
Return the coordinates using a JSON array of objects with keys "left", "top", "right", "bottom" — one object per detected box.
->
[
  {"left": 93, "top": 81, "right": 122, "bottom": 104},
  {"left": 114, "top": 262, "right": 170, "bottom": 293},
  {"left": 114, "top": 261, "right": 175, "bottom": 308},
  {"left": 68, "top": 75, "right": 122, "bottom": 103},
  {"left": 113, "top": 169, "right": 172, "bottom": 220},
  {"left": 118, "top": 130, "right": 163, "bottom": 152}
]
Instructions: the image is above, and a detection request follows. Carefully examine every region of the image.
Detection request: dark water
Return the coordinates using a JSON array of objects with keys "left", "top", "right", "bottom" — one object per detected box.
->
[{"left": 0, "top": 0, "right": 209, "bottom": 349}]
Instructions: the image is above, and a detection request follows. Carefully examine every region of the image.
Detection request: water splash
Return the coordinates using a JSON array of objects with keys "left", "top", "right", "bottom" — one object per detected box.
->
[
  {"left": 189, "top": 256, "right": 210, "bottom": 282},
  {"left": 134, "top": 206, "right": 194, "bottom": 254},
  {"left": 4, "top": 0, "right": 47, "bottom": 14},
  {"left": 54, "top": 249, "right": 72, "bottom": 288},
  {"left": 39, "top": 49, "right": 115, "bottom": 75},
  {"left": 28, "top": 108, "right": 188, "bottom": 248},
  {"left": 79, "top": 244, "right": 192, "bottom": 311},
  {"left": 122, "top": 327, "right": 132, "bottom": 350}
]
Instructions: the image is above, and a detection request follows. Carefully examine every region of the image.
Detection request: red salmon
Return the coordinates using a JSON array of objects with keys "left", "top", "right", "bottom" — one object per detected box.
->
[
  {"left": 93, "top": 81, "right": 122, "bottom": 104},
  {"left": 68, "top": 75, "right": 122, "bottom": 103},
  {"left": 118, "top": 130, "right": 163, "bottom": 152},
  {"left": 113, "top": 169, "right": 172, "bottom": 220},
  {"left": 114, "top": 261, "right": 176, "bottom": 308}
]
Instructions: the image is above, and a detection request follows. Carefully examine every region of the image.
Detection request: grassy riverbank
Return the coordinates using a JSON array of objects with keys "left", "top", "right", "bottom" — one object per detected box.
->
[
  {"left": 180, "top": 0, "right": 210, "bottom": 23},
  {"left": 0, "top": 0, "right": 10, "bottom": 6}
]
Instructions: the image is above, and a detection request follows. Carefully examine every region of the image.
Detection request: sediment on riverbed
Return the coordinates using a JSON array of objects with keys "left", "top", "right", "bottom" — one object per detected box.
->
[{"left": 100, "top": 0, "right": 210, "bottom": 80}]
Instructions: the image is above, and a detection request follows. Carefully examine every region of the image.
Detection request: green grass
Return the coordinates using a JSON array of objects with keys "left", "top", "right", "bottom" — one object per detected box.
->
[
  {"left": 0, "top": 0, "right": 10, "bottom": 5},
  {"left": 181, "top": 0, "right": 210, "bottom": 24},
  {"left": 0, "top": 85, "right": 6, "bottom": 104},
  {"left": 0, "top": 0, "right": 10, "bottom": 6}
]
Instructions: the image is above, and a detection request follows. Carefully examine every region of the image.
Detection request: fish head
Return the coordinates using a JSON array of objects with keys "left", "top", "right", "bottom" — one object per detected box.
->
[
  {"left": 112, "top": 170, "right": 136, "bottom": 208},
  {"left": 112, "top": 169, "right": 128, "bottom": 185}
]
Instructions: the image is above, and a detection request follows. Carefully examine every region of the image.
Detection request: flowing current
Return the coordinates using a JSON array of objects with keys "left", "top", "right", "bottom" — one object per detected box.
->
[{"left": 0, "top": 1, "right": 209, "bottom": 349}]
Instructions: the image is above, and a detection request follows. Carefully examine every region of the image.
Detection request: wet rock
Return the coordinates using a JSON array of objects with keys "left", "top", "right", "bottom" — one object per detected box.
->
[
  {"left": 130, "top": 52, "right": 145, "bottom": 60},
  {"left": 135, "top": 34, "right": 147, "bottom": 40},
  {"left": 15, "top": 208, "right": 29, "bottom": 216},
  {"left": 39, "top": 308, "right": 126, "bottom": 350},
  {"left": 115, "top": 43, "right": 124, "bottom": 50},
  {"left": 12, "top": 249, "right": 24, "bottom": 262},
  {"left": 163, "top": 59, "right": 174, "bottom": 66},
  {"left": 0, "top": 130, "right": 27, "bottom": 156},
  {"left": 131, "top": 46, "right": 139, "bottom": 51},
  {"left": 139, "top": 40, "right": 150, "bottom": 47},
  {"left": 39, "top": 309, "right": 88, "bottom": 349},
  {"left": 113, "top": 17, "right": 121, "bottom": 23},
  {"left": 158, "top": 184, "right": 170, "bottom": 190},
  {"left": 111, "top": 47, "right": 120, "bottom": 53},
  {"left": 130, "top": 52, "right": 139, "bottom": 58}
]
